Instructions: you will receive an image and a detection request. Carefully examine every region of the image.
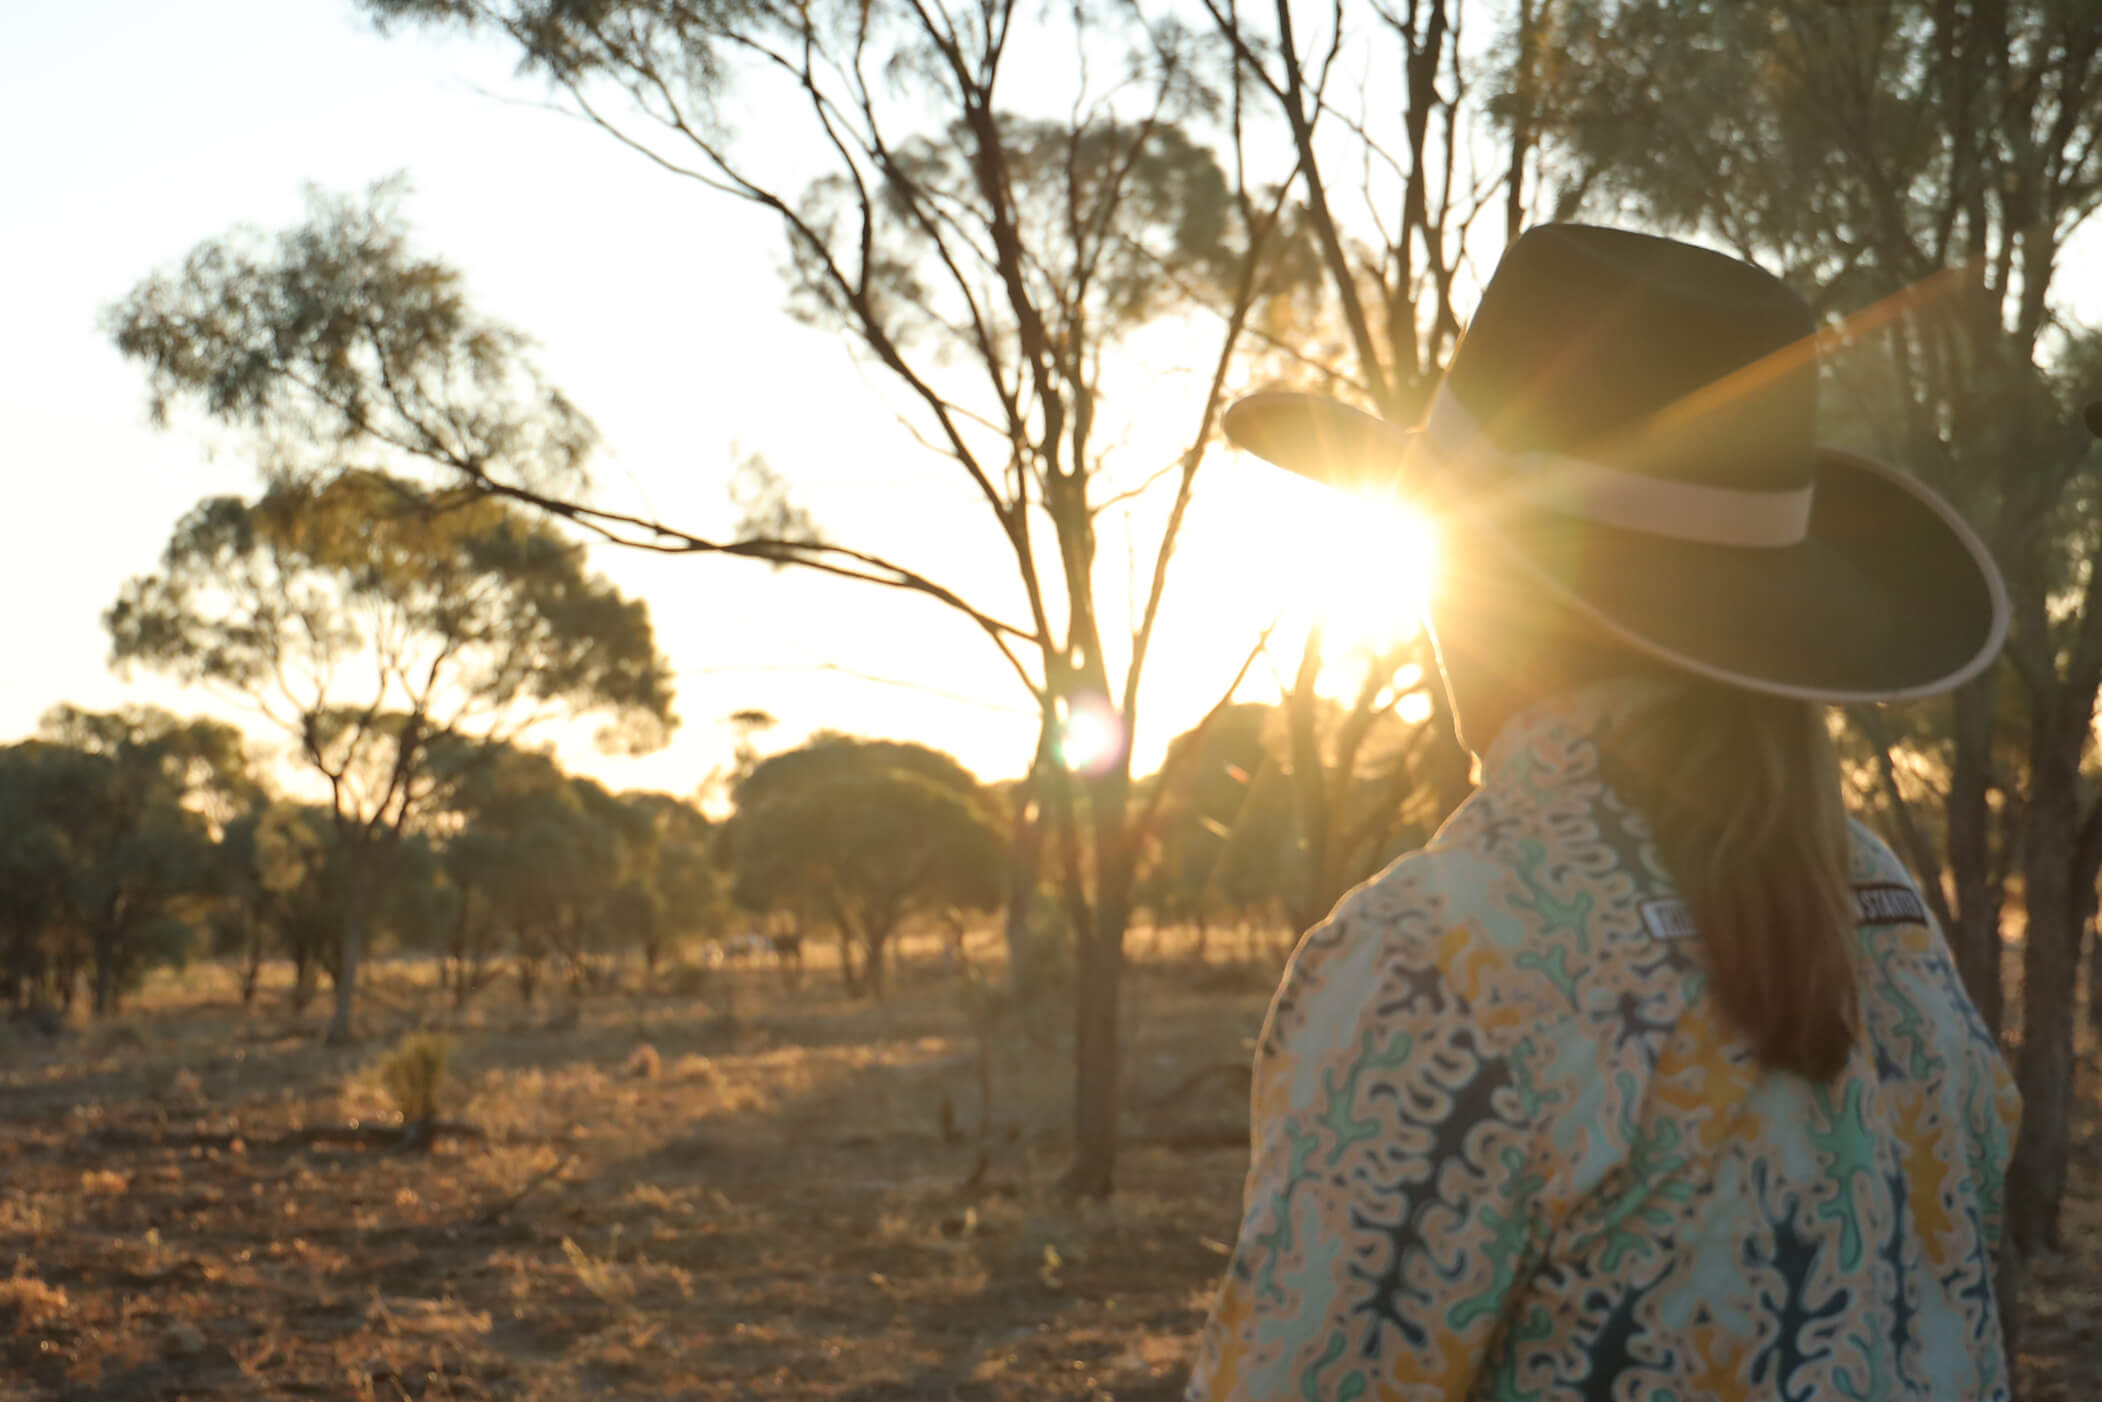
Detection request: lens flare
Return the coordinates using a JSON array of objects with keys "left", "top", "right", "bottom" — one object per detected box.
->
[
  {"left": 1054, "top": 695, "right": 1125, "bottom": 777},
  {"left": 1300, "top": 496, "right": 1441, "bottom": 656}
]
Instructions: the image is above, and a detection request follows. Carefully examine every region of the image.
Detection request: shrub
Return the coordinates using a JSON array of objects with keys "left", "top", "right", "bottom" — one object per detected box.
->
[
  {"left": 0, "top": 1268, "right": 70, "bottom": 1330},
  {"left": 376, "top": 1032, "right": 455, "bottom": 1124}
]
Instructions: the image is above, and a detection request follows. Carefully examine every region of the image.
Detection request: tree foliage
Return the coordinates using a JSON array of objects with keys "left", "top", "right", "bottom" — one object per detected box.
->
[
  {"left": 0, "top": 707, "right": 254, "bottom": 1015},
  {"left": 1141, "top": 685, "right": 1449, "bottom": 937},
  {"left": 435, "top": 740, "right": 676, "bottom": 1005},
  {"left": 161, "top": 0, "right": 1309, "bottom": 1194},
  {"left": 116, "top": 0, "right": 1672, "bottom": 1201},
  {"left": 106, "top": 468, "right": 675, "bottom": 1039},
  {"left": 1141, "top": 704, "right": 1292, "bottom": 943},
  {"left": 731, "top": 735, "right": 1004, "bottom": 996},
  {"left": 618, "top": 789, "right": 726, "bottom": 972},
  {"left": 0, "top": 704, "right": 723, "bottom": 1022},
  {"left": 108, "top": 179, "right": 597, "bottom": 496}
]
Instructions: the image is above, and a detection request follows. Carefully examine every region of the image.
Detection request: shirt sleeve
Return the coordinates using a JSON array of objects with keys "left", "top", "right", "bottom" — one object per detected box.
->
[
  {"left": 1844, "top": 821, "right": 2022, "bottom": 1258},
  {"left": 1187, "top": 871, "right": 1551, "bottom": 1402}
]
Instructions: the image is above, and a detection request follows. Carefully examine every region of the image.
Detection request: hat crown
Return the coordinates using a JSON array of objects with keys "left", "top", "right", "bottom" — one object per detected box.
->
[{"left": 1444, "top": 225, "right": 1818, "bottom": 494}]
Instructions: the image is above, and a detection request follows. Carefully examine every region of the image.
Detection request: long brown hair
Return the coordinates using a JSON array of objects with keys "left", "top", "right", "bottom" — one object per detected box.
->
[{"left": 1602, "top": 683, "right": 1860, "bottom": 1081}]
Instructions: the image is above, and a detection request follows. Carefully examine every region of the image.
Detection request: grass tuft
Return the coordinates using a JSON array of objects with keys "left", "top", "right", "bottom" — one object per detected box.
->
[{"left": 375, "top": 1031, "right": 454, "bottom": 1124}]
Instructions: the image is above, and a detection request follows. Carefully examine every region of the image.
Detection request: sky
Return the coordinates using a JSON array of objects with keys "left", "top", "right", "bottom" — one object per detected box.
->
[
  {"left": 14, "top": 3, "right": 2092, "bottom": 805},
  {"left": 2, "top": 0, "right": 1394, "bottom": 801}
]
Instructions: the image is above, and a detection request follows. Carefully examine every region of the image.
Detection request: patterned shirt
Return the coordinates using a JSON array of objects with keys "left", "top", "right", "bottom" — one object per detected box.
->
[{"left": 1189, "top": 679, "right": 2019, "bottom": 1401}]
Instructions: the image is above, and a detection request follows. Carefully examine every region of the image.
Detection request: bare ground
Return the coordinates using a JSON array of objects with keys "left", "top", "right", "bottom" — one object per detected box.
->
[{"left": 0, "top": 944, "right": 2095, "bottom": 1400}]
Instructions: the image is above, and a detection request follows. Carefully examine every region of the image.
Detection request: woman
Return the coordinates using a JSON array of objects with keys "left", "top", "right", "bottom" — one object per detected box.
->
[{"left": 1191, "top": 226, "right": 2020, "bottom": 1401}]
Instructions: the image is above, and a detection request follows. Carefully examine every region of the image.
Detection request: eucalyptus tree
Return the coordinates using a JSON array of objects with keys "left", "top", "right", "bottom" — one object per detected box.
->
[
  {"left": 113, "top": 0, "right": 1311, "bottom": 1191},
  {"left": 0, "top": 743, "right": 108, "bottom": 1012},
  {"left": 264, "top": 811, "right": 367, "bottom": 1011},
  {"left": 106, "top": 470, "right": 675, "bottom": 1041},
  {"left": 0, "top": 709, "right": 245, "bottom": 1016},
  {"left": 0, "top": 755, "right": 72, "bottom": 1012},
  {"left": 1143, "top": 688, "right": 1457, "bottom": 949},
  {"left": 39, "top": 705, "right": 261, "bottom": 834},
  {"left": 42, "top": 707, "right": 256, "bottom": 1013},
  {"left": 619, "top": 790, "right": 723, "bottom": 978},
  {"left": 730, "top": 735, "right": 1005, "bottom": 997},
  {"left": 1140, "top": 703, "right": 1285, "bottom": 953},
  {"left": 1196, "top": 0, "right": 1524, "bottom": 904},
  {"left": 213, "top": 800, "right": 328, "bottom": 1005},
  {"left": 435, "top": 741, "right": 650, "bottom": 1004},
  {"left": 541, "top": 774, "right": 651, "bottom": 993}
]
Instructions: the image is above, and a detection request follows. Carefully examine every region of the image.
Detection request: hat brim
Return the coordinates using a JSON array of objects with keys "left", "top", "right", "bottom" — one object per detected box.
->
[{"left": 1220, "top": 391, "right": 2010, "bottom": 704}]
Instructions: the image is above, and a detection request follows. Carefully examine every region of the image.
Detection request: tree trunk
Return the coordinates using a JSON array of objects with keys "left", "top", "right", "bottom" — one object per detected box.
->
[
  {"left": 91, "top": 922, "right": 121, "bottom": 1018},
  {"left": 1423, "top": 683, "right": 1476, "bottom": 824},
  {"left": 2076, "top": 858, "right": 2100, "bottom": 1052},
  {"left": 2089, "top": 926, "right": 2102, "bottom": 1039},
  {"left": 863, "top": 926, "right": 890, "bottom": 999},
  {"left": 2008, "top": 715, "right": 2083, "bottom": 1254},
  {"left": 239, "top": 910, "right": 265, "bottom": 1007},
  {"left": 1947, "top": 676, "right": 2005, "bottom": 1033},
  {"left": 326, "top": 863, "right": 372, "bottom": 1044},
  {"left": 442, "top": 890, "right": 467, "bottom": 1007},
  {"left": 1504, "top": 0, "right": 1535, "bottom": 243},
  {"left": 1066, "top": 906, "right": 1125, "bottom": 1198},
  {"left": 1003, "top": 754, "right": 1050, "bottom": 990},
  {"left": 516, "top": 945, "right": 542, "bottom": 1008},
  {"left": 836, "top": 929, "right": 863, "bottom": 997},
  {"left": 1284, "top": 630, "right": 1331, "bottom": 938}
]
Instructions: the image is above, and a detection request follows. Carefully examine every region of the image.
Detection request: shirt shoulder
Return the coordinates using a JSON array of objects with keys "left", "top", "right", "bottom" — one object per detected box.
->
[
  {"left": 1271, "top": 831, "right": 1599, "bottom": 1076},
  {"left": 1846, "top": 817, "right": 1927, "bottom": 895},
  {"left": 1265, "top": 846, "right": 1474, "bottom": 1046}
]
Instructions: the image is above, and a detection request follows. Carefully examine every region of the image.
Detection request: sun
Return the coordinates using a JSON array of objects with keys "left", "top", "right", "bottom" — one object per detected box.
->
[
  {"left": 1111, "top": 463, "right": 1444, "bottom": 771},
  {"left": 1252, "top": 485, "right": 1437, "bottom": 672},
  {"left": 1295, "top": 494, "right": 1441, "bottom": 658}
]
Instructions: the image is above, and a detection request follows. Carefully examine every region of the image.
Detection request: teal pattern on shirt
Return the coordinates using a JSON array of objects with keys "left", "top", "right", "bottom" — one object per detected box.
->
[{"left": 1189, "top": 680, "right": 2018, "bottom": 1402}]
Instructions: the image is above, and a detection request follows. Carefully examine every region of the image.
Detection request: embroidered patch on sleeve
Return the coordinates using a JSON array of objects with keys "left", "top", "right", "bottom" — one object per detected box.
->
[
  {"left": 1640, "top": 900, "right": 1701, "bottom": 941},
  {"left": 1851, "top": 882, "right": 1929, "bottom": 926}
]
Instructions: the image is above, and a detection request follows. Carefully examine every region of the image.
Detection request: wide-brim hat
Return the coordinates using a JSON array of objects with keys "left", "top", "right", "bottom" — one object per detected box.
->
[{"left": 1223, "top": 224, "right": 2008, "bottom": 703}]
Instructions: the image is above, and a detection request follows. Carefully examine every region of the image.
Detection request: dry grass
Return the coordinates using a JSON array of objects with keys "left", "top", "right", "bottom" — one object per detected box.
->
[
  {"left": 1, "top": 934, "right": 2095, "bottom": 1400},
  {"left": 0, "top": 940, "right": 1266, "bottom": 1400}
]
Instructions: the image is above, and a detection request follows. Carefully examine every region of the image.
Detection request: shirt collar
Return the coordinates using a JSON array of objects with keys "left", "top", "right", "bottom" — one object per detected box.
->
[{"left": 1476, "top": 675, "right": 1683, "bottom": 796}]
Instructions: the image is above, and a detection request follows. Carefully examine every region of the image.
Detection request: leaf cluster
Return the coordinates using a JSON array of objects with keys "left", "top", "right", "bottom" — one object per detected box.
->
[
  {"left": 107, "top": 469, "right": 676, "bottom": 829},
  {"left": 107, "top": 178, "right": 597, "bottom": 495},
  {"left": 0, "top": 707, "right": 257, "bottom": 1013},
  {"left": 728, "top": 734, "right": 1005, "bottom": 982}
]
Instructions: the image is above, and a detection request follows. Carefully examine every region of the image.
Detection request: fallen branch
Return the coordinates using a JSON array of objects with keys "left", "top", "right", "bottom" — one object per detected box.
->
[
  {"left": 87, "top": 1120, "right": 488, "bottom": 1154},
  {"left": 476, "top": 1151, "right": 578, "bottom": 1225},
  {"left": 303, "top": 1119, "right": 487, "bottom": 1151}
]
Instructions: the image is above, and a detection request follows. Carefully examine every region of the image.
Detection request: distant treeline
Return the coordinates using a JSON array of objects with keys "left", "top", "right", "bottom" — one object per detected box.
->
[
  {"left": 0, "top": 705, "right": 721, "bottom": 1019},
  {"left": 3, "top": 696, "right": 1442, "bottom": 1020}
]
